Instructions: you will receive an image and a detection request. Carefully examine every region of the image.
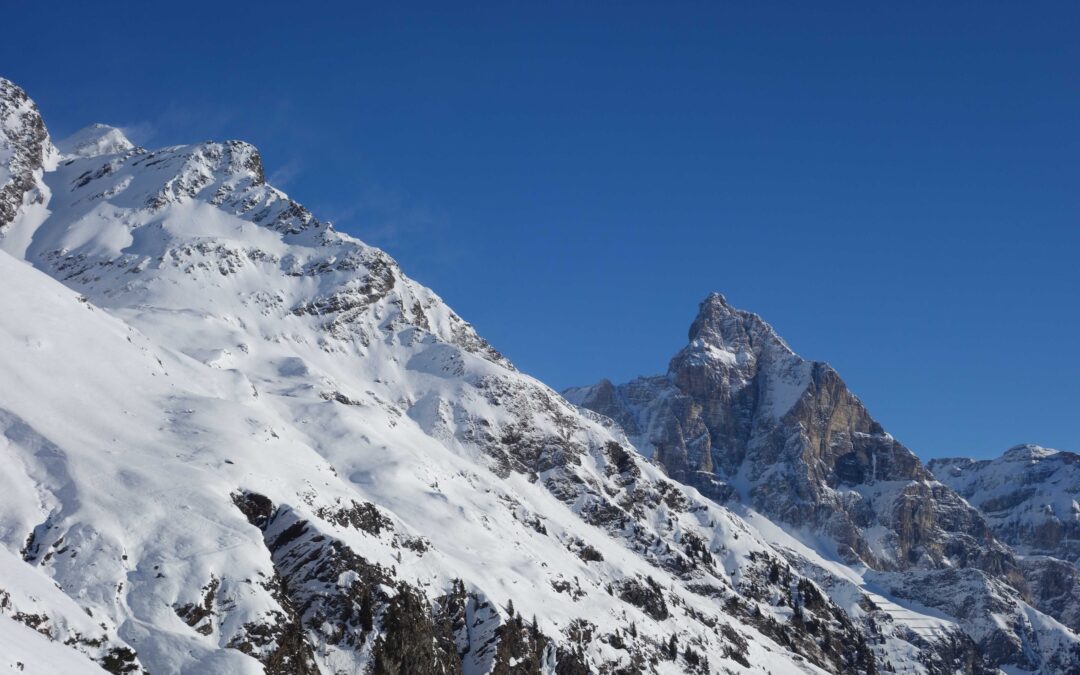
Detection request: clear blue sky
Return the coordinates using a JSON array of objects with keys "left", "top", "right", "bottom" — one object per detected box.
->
[{"left": 5, "top": 2, "right": 1078, "bottom": 458}]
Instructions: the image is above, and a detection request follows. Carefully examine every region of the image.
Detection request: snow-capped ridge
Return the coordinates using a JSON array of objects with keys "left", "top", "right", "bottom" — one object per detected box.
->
[
  {"left": 928, "top": 443, "right": 1080, "bottom": 633},
  {"left": 7, "top": 79, "right": 855, "bottom": 674},
  {"left": 56, "top": 123, "right": 135, "bottom": 159},
  {"left": 1001, "top": 442, "right": 1060, "bottom": 462}
]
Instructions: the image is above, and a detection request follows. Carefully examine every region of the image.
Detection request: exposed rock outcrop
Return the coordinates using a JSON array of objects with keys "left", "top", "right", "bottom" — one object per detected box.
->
[{"left": 0, "top": 79, "right": 55, "bottom": 231}]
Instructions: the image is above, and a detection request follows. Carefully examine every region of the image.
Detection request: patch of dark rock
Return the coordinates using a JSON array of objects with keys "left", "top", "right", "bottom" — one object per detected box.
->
[
  {"left": 13, "top": 612, "right": 50, "bottom": 637},
  {"left": 554, "top": 646, "right": 591, "bottom": 675},
  {"left": 616, "top": 576, "right": 669, "bottom": 621},
  {"left": 232, "top": 491, "right": 274, "bottom": 529},
  {"left": 489, "top": 610, "right": 550, "bottom": 675},
  {"left": 319, "top": 390, "right": 363, "bottom": 406},
  {"left": 174, "top": 577, "right": 219, "bottom": 635},
  {"left": 314, "top": 499, "right": 393, "bottom": 536},
  {"left": 398, "top": 536, "right": 430, "bottom": 554},
  {"left": 99, "top": 647, "right": 139, "bottom": 674},
  {"left": 604, "top": 441, "right": 639, "bottom": 478},
  {"left": 550, "top": 578, "right": 586, "bottom": 600},
  {"left": 370, "top": 582, "right": 462, "bottom": 675},
  {"left": 270, "top": 521, "right": 309, "bottom": 550},
  {"left": 567, "top": 538, "right": 604, "bottom": 563}
]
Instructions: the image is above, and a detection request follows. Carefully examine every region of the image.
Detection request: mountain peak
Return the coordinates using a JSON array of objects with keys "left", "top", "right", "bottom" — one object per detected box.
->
[
  {"left": 703, "top": 290, "right": 728, "bottom": 306},
  {"left": 684, "top": 292, "right": 794, "bottom": 361},
  {"left": 687, "top": 291, "right": 738, "bottom": 343},
  {"left": 1002, "top": 443, "right": 1060, "bottom": 462},
  {"left": 56, "top": 123, "right": 134, "bottom": 158}
]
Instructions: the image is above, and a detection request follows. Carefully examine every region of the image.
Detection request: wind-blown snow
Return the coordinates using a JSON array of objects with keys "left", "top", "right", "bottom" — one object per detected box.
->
[{"left": 56, "top": 124, "right": 135, "bottom": 159}]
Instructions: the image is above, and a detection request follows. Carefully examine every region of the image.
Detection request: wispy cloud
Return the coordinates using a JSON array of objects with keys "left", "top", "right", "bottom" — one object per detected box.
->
[
  {"left": 117, "top": 121, "right": 157, "bottom": 147},
  {"left": 268, "top": 158, "right": 303, "bottom": 188},
  {"left": 108, "top": 101, "right": 237, "bottom": 151},
  {"left": 328, "top": 185, "right": 441, "bottom": 248},
  {"left": 326, "top": 184, "right": 464, "bottom": 268},
  {"left": 121, "top": 101, "right": 240, "bottom": 149}
]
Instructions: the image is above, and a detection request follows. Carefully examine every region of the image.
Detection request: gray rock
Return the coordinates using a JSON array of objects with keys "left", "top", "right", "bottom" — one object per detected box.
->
[{"left": 568, "top": 293, "right": 1015, "bottom": 578}]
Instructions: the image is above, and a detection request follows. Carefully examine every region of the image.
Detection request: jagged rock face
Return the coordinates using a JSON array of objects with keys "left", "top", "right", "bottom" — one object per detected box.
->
[
  {"left": 567, "top": 293, "right": 1013, "bottom": 576},
  {"left": 566, "top": 294, "right": 1080, "bottom": 672},
  {"left": 0, "top": 79, "right": 54, "bottom": 233},
  {"left": 1019, "top": 557, "right": 1080, "bottom": 633}
]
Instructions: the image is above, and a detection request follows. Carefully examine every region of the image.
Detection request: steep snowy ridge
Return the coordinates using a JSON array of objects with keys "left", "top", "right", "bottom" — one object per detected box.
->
[{"left": 0, "top": 74, "right": 1077, "bottom": 674}]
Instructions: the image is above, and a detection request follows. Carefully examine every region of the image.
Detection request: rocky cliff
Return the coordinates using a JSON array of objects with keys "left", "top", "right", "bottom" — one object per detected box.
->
[
  {"left": 568, "top": 293, "right": 1078, "bottom": 671},
  {"left": 930, "top": 445, "right": 1080, "bottom": 632}
]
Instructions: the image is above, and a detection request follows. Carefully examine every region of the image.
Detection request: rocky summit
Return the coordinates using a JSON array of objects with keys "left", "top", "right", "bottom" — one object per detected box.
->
[
  {"left": 567, "top": 293, "right": 1080, "bottom": 673},
  {"left": 1, "top": 75, "right": 1078, "bottom": 674}
]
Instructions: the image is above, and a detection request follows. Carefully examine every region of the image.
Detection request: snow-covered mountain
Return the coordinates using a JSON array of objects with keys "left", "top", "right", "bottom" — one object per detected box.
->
[
  {"left": 929, "top": 446, "right": 1080, "bottom": 633},
  {"left": 0, "top": 76, "right": 1077, "bottom": 674},
  {"left": 929, "top": 446, "right": 1080, "bottom": 564}
]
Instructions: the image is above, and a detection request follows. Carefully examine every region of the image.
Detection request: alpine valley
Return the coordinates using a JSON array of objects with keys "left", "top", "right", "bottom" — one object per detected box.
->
[{"left": 0, "top": 77, "right": 1077, "bottom": 675}]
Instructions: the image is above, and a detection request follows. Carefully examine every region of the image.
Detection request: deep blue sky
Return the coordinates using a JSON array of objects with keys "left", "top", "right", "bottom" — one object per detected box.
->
[{"left": 5, "top": 2, "right": 1078, "bottom": 458}]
